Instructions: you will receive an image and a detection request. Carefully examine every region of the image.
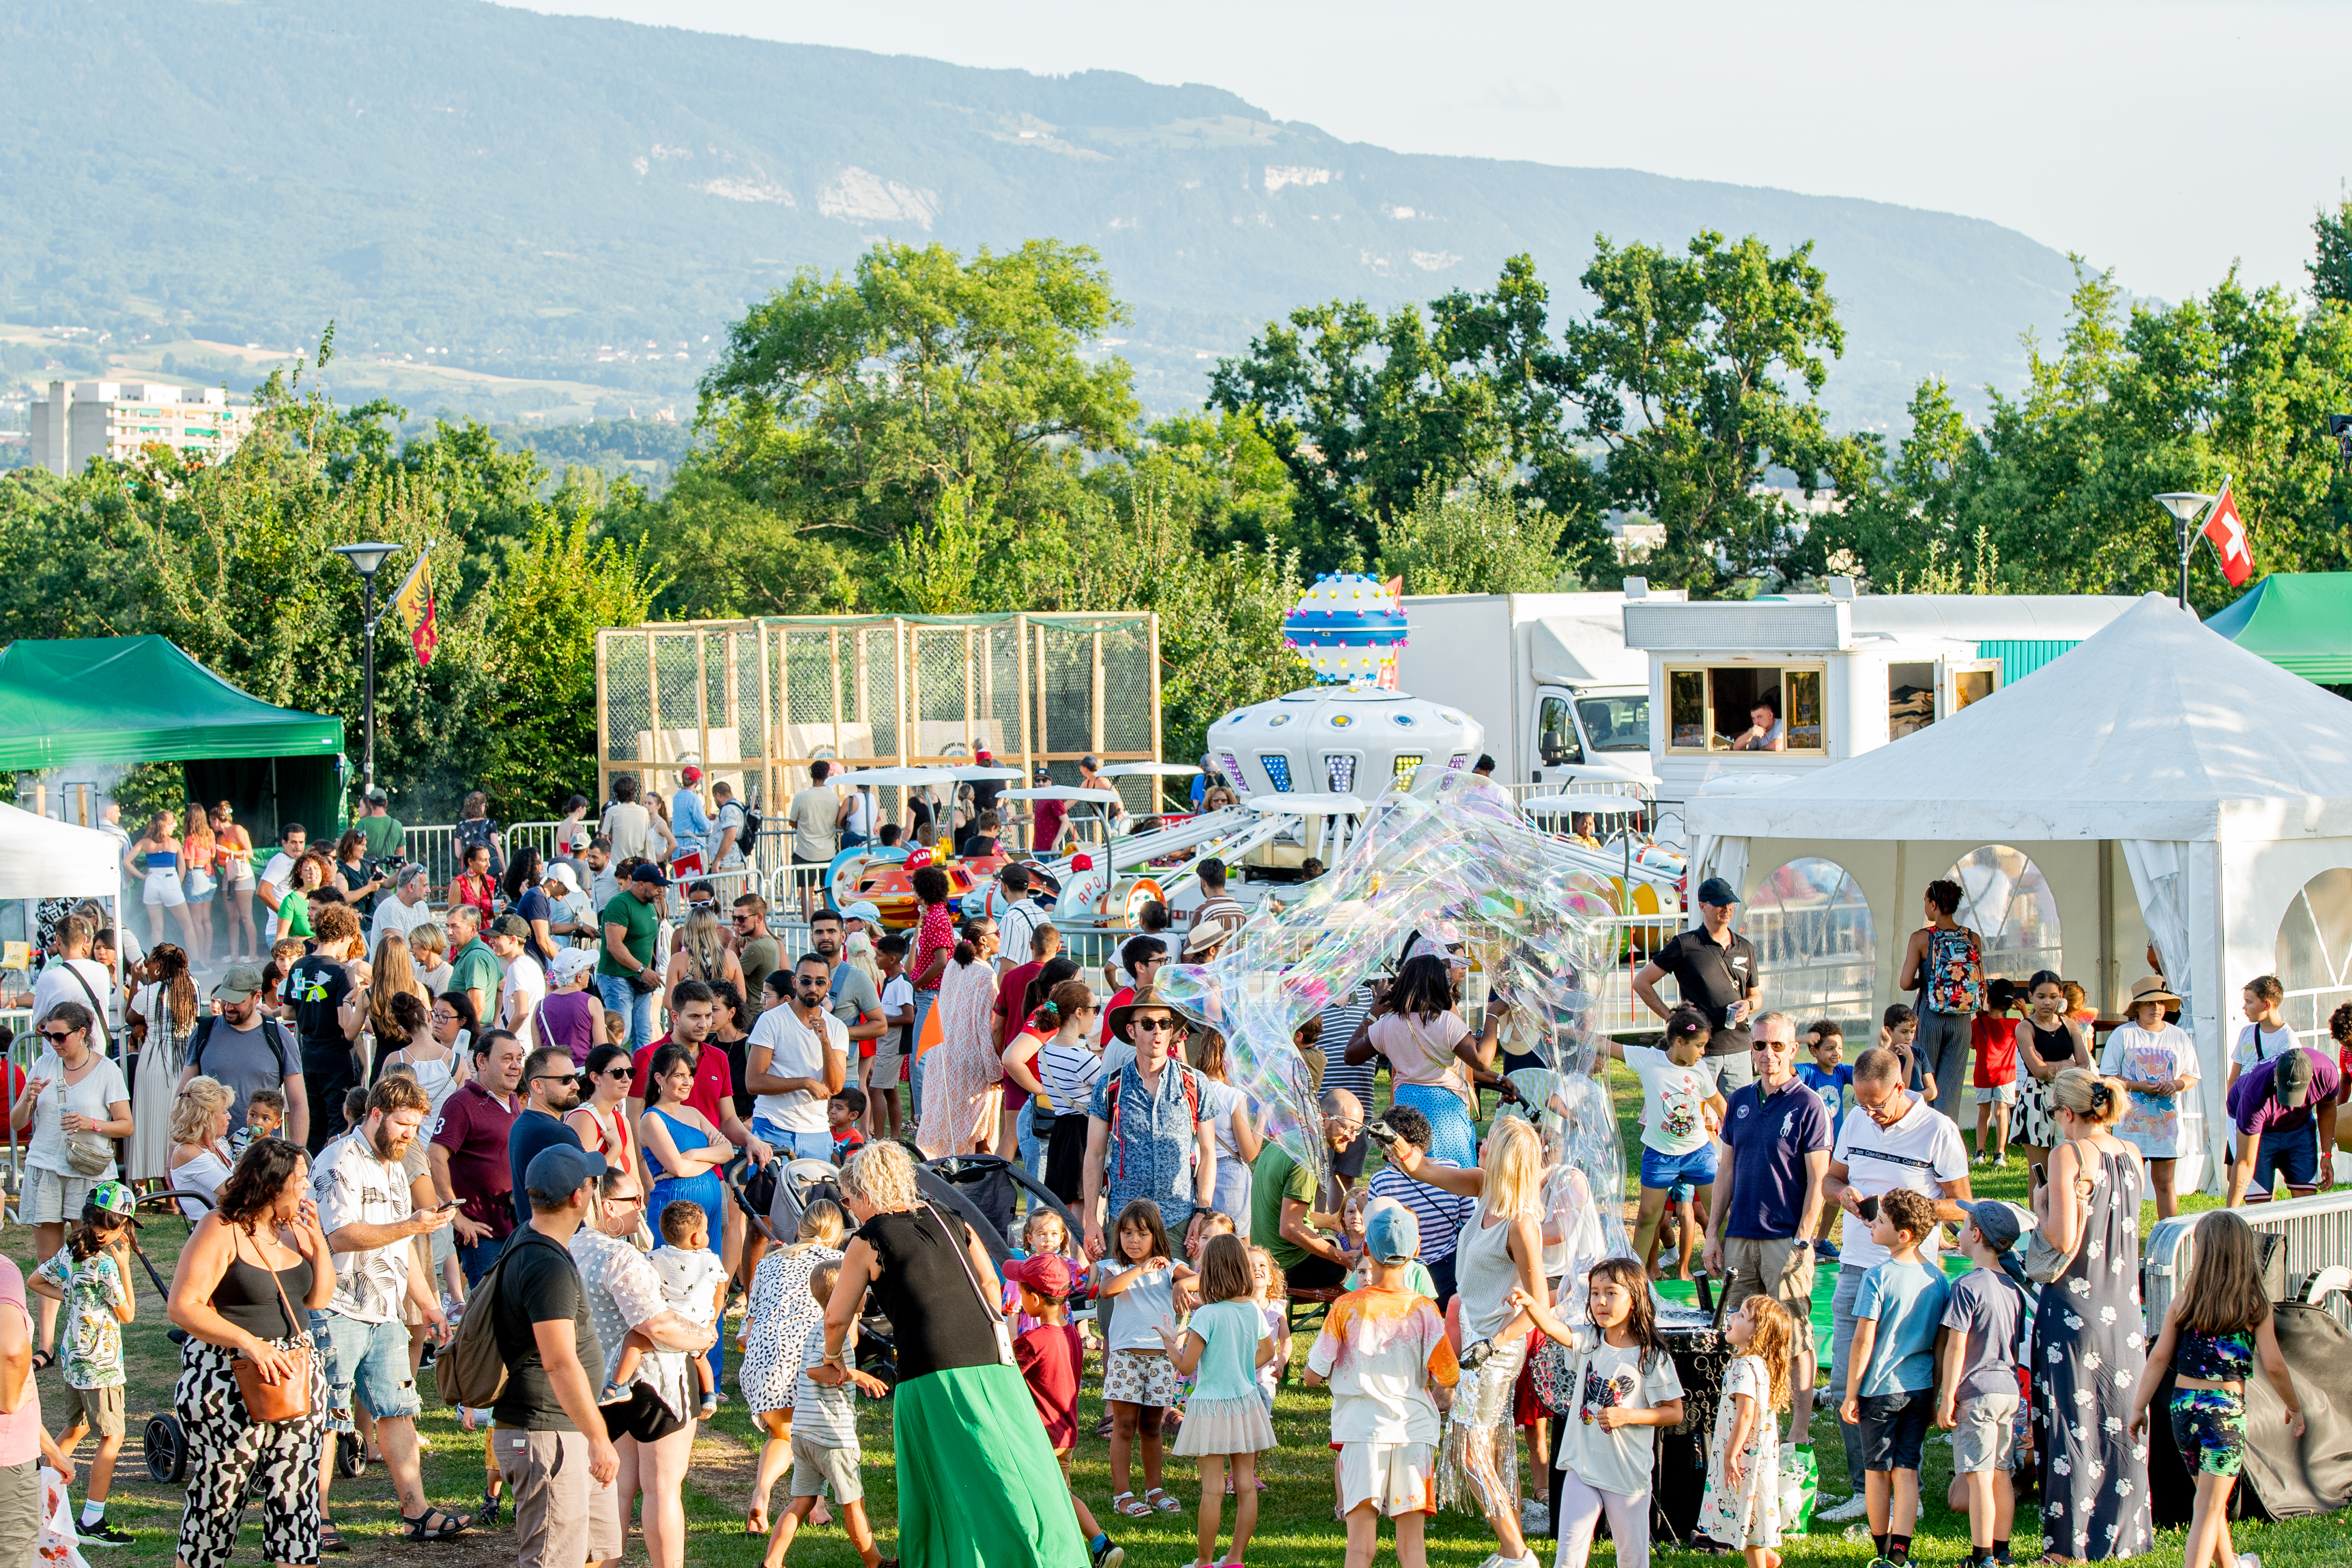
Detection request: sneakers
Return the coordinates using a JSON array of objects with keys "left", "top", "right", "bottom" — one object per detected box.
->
[
  {"left": 1972, "top": 1150, "right": 1991, "bottom": 1166},
  {"left": 477, "top": 1487, "right": 503, "bottom": 1530},
  {"left": 1815, "top": 1493, "right": 1870, "bottom": 1524},
  {"left": 1088, "top": 1536, "right": 1125, "bottom": 1568},
  {"left": 1816, "top": 1240, "right": 1841, "bottom": 1263},
  {"left": 77, "top": 1523, "right": 133, "bottom": 1547},
  {"left": 1994, "top": 1153, "right": 2010, "bottom": 1169}
]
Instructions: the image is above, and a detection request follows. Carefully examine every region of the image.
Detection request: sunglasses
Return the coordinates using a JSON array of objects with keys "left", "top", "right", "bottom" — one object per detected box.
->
[
  {"left": 794, "top": 975, "right": 829, "bottom": 987},
  {"left": 602, "top": 1066, "right": 634, "bottom": 1081},
  {"left": 1131, "top": 1018, "right": 1179, "bottom": 1033},
  {"left": 528, "top": 1073, "right": 576, "bottom": 1086},
  {"left": 40, "top": 1029, "right": 77, "bottom": 1044}
]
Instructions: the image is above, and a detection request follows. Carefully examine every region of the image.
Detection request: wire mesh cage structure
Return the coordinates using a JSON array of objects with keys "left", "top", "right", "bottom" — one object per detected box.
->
[{"left": 596, "top": 613, "right": 1163, "bottom": 822}]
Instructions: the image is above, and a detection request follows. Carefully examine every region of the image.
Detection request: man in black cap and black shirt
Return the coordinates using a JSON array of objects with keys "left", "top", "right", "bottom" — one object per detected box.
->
[
  {"left": 1634, "top": 875, "right": 1763, "bottom": 1097},
  {"left": 493, "top": 1144, "right": 620, "bottom": 1568}
]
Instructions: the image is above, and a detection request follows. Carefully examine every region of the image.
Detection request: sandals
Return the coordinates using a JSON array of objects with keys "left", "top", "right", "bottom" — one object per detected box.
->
[
  {"left": 1144, "top": 1487, "right": 1182, "bottom": 1513},
  {"left": 1110, "top": 1492, "right": 1153, "bottom": 1519},
  {"left": 27, "top": 1351, "right": 50, "bottom": 1373},
  {"left": 401, "top": 1509, "right": 471, "bottom": 1541},
  {"left": 745, "top": 1505, "right": 768, "bottom": 1537},
  {"left": 319, "top": 1520, "right": 351, "bottom": 1553}
]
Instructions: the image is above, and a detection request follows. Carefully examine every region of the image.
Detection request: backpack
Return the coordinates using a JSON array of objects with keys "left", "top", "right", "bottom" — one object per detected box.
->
[
  {"left": 724, "top": 798, "right": 761, "bottom": 860},
  {"left": 187, "top": 1014, "right": 298, "bottom": 1080},
  {"left": 1101, "top": 1062, "right": 1202, "bottom": 1183},
  {"left": 433, "top": 1228, "right": 540, "bottom": 1409}
]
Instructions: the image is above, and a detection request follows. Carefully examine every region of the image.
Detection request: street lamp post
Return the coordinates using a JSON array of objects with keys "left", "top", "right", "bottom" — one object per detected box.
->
[
  {"left": 2151, "top": 492, "right": 2216, "bottom": 610},
  {"left": 331, "top": 542, "right": 398, "bottom": 793}
]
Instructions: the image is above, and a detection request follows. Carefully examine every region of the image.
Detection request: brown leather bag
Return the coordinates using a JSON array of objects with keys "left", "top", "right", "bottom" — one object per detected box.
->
[{"left": 228, "top": 1230, "right": 312, "bottom": 1423}]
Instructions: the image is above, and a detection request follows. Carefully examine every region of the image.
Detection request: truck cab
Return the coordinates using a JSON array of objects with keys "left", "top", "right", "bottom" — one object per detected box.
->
[{"left": 1533, "top": 683, "right": 1656, "bottom": 790}]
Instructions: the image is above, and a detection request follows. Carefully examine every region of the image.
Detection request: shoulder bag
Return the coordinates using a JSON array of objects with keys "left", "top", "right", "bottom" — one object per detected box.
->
[
  {"left": 923, "top": 1202, "right": 1016, "bottom": 1366},
  {"left": 2022, "top": 1150, "right": 2092, "bottom": 1285},
  {"left": 229, "top": 1228, "right": 314, "bottom": 1422}
]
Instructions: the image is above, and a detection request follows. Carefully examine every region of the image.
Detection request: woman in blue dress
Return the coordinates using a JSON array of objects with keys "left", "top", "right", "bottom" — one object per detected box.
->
[{"left": 638, "top": 1044, "right": 736, "bottom": 1388}]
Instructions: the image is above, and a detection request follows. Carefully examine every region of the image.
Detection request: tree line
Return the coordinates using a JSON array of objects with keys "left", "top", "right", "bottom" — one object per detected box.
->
[{"left": 7, "top": 205, "right": 2350, "bottom": 820}]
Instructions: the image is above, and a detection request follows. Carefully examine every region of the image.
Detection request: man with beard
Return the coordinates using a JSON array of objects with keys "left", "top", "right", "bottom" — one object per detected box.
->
[
  {"left": 313, "top": 1076, "right": 466, "bottom": 1542},
  {"left": 507, "top": 1046, "right": 589, "bottom": 1226}
]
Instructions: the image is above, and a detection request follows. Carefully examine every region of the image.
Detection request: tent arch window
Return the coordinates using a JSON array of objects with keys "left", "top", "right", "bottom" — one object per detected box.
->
[
  {"left": 1744, "top": 855, "right": 1875, "bottom": 1024},
  {"left": 2274, "top": 867, "right": 2352, "bottom": 1052},
  {"left": 1944, "top": 844, "right": 2062, "bottom": 982}
]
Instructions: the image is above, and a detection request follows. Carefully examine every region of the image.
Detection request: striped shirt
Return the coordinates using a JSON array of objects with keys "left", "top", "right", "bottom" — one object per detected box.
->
[
  {"left": 790, "top": 1323, "right": 862, "bottom": 1448},
  {"left": 1038, "top": 1038, "right": 1103, "bottom": 1114},
  {"left": 1366, "top": 1160, "right": 1474, "bottom": 1263},
  {"left": 1318, "top": 987, "right": 1378, "bottom": 1114}
]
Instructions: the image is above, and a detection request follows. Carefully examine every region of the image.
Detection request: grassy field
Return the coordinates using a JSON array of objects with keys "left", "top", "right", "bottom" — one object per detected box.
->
[{"left": 18, "top": 1072, "right": 2339, "bottom": 1567}]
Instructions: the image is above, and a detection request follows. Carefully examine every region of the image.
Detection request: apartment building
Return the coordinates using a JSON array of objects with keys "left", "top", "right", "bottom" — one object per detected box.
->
[{"left": 28, "top": 380, "right": 254, "bottom": 475}]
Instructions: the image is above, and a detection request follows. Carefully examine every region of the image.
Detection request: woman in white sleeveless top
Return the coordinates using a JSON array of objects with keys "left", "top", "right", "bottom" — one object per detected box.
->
[{"left": 1383, "top": 1115, "right": 1550, "bottom": 1568}]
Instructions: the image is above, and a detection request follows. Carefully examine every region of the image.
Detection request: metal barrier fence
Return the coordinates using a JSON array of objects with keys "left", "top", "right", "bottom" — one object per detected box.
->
[{"left": 2145, "top": 1187, "right": 2352, "bottom": 1330}]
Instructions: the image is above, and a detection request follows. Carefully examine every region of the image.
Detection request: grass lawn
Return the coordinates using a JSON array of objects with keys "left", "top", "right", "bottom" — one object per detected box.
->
[{"left": 20, "top": 1080, "right": 2339, "bottom": 1568}]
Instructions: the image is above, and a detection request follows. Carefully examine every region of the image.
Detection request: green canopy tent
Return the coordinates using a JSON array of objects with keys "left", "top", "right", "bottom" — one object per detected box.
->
[
  {"left": 0, "top": 638, "right": 346, "bottom": 844},
  {"left": 2204, "top": 572, "right": 2352, "bottom": 685}
]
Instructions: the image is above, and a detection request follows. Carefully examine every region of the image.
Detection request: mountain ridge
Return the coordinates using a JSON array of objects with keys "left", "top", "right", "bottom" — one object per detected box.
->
[{"left": 0, "top": 0, "right": 2082, "bottom": 426}]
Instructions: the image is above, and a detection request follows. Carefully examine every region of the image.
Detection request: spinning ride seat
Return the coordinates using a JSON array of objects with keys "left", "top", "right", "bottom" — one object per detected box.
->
[{"left": 824, "top": 844, "right": 906, "bottom": 915}]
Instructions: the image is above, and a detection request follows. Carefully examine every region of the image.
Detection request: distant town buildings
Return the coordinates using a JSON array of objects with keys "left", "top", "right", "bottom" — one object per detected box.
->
[{"left": 28, "top": 380, "right": 254, "bottom": 476}]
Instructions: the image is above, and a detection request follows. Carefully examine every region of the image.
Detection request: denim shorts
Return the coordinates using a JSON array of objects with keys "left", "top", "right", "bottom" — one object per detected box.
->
[
  {"left": 1857, "top": 1388, "right": 1934, "bottom": 1473},
  {"left": 754, "top": 1120, "right": 832, "bottom": 1162},
  {"left": 312, "top": 1310, "right": 423, "bottom": 1427},
  {"left": 1639, "top": 1143, "right": 1719, "bottom": 1191}
]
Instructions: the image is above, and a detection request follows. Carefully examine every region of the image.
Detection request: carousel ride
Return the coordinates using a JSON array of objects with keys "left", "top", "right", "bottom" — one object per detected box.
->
[{"left": 809, "top": 576, "right": 1688, "bottom": 942}]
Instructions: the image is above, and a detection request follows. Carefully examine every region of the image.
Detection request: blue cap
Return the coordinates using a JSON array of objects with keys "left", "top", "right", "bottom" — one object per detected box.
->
[
  {"left": 1697, "top": 876, "right": 1739, "bottom": 907},
  {"left": 524, "top": 1144, "right": 610, "bottom": 1205},
  {"left": 1364, "top": 1201, "right": 1420, "bottom": 1265}
]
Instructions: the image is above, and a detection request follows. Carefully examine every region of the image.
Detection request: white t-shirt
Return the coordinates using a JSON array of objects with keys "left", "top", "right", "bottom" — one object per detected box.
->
[
  {"left": 751, "top": 1004, "right": 847, "bottom": 1132},
  {"left": 1305, "top": 1285, "right": 1454, "bottom": 1444},
  {"left": 600, "top": 803, "right": 652, "bottom": 862},
  {"left": 1831, "top": 1091, "right": 1969, "bottom": 1269},
  {"left": 369, "top": 894, "right": 435, "bottom": 953},
  {"left": 313, "top": 1131, "right": 414, "bottom": 1323},
  {"left": 501, "top": 954, "right": 547, "bottom": 1047},
  {"left": 260, "top": 850, "right": 297, "bottom": 937},
  {"left": 24, "top": 1050, "right": 130, "bottom": 1180},
  {"left": 649, "top": 1244, "right": 728, "bottom": 1326},
  {"left": 1622, "top": 1044, "right": 1715, "bottom": 1155},
  {"left": 1555, "top": 1329, "right": 1685, "bottom": 1497},
  {"left": 878, "top": 975, "right": 914, "bottom": 1057},
  {"left": 2236, "top": 1021, "right": 2297, "bottom": 1071},
  {"left": 31, "top": 958, "right": 116, "bottom": 1031}
]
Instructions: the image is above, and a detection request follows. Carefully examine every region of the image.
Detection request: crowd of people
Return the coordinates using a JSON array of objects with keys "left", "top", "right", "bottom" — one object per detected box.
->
[{"left": 0, "top": 778, "right": 2343, "bottom": 1568}]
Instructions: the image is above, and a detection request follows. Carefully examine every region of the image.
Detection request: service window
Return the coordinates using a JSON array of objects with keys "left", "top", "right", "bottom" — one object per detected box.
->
[
  {"left": 1538, "top": 695, "right": 1581, "bottom": 765},
  {"left": 1946, "top": 661, "right": 1999, "bottom": 715},
  {"left": 1664, "top": 664, "right": 1828, "bottom": 754}
]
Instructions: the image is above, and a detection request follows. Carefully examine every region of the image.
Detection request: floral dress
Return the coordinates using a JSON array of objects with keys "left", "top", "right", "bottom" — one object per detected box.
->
[
  {"left": 738, "top": 1242, "right": 843, "bottom": 1416},
  {"left": 2031, "top": 1143, "right": 2154, "bottom": 1560},
  {"left": 1695, "top": 1352, "right": 1781, "bottom": 1549},
  {"left": 914, "top": 956, "right": 1003, "bottom": 1158}
]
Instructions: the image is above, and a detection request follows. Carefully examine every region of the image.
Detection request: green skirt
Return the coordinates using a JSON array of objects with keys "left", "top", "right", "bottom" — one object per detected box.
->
[{"left": 892, "top": 1362, "right": 1088, "bottom": 1568}]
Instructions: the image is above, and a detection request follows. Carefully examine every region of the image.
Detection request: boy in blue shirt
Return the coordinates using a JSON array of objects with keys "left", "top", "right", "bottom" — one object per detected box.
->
[
  {"left": 1797, "top": 1020, "right": 1854, "bottom": 1259},
  {"left": 1839, "top": 1188, "right": 1950, "bottom": 1568}
]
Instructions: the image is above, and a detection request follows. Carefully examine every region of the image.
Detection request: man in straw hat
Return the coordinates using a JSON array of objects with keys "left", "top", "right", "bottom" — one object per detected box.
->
[{"left": 1080, "top": 986, "right": 1217, "bottom": 1260}]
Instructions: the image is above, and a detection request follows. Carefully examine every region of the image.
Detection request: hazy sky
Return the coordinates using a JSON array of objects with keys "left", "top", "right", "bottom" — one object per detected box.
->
[{"left": 504, "top": 0, "right": 2351, "bottom": 305}]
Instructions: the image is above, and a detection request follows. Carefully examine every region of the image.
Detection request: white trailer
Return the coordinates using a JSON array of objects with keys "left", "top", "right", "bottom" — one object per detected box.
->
[
  {"left": 1620, "top": 587, "right": 2142, "bottom": 833},
  {"left": 1393, "top": 591, "right": 1684, "bottom": 791}
]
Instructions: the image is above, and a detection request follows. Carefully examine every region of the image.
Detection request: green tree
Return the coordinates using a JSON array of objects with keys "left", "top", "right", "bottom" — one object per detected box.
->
[
  {"left": 695, "top": 239, "right": 1140, "bottom": 545},
  {"left": 1205, "top": 256, "right": 1612, "bottom": 579},
  {"left": 2311, "top": 194, "right": 2352, "bottom": 307},
  {"left": 1376, "top": 467, "right": 1566, "bottom": 595},
  {"left": 1558, "top": 231, "right": 1871, "bottom": 595}
]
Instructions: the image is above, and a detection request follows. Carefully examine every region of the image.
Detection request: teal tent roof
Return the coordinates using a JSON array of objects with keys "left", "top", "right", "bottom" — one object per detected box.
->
[
  {"left": 0, "top": 638, "right": 344, "bottom": 770},
  {"left": 2204, "top": 574, "right": 2352, "bottom": 682}
]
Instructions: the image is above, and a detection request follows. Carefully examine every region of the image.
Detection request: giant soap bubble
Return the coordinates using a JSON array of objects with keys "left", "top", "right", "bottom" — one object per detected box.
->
[{"left": 1156, "top": 766, "right": 1631, "bottom": 1522}]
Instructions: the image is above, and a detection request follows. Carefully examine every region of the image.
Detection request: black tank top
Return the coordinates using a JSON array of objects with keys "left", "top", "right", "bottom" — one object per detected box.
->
[
  {"left": 215, "top": 1231, "right": 313, "bottom": 1340},
  {"left": 2024, "top": 1018, "right": 2075, "bottom": 1069},
  {"left": 861, "top": 1207, "right": 1000, "bottom": 1382}
]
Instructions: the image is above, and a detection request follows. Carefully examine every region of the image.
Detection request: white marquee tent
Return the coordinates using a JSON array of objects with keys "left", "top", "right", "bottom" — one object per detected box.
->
[
  {"left": 1686, "top": 593, "right": 2352, "bottom": 1191},
  {"left": 0, "top": 802, "right": 121, "bottom": 901}
]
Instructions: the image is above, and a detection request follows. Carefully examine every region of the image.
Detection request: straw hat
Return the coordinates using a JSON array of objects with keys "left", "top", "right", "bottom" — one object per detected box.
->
[{"left": 2126, "top": 974, "right": 2182, "bottom": 1009}]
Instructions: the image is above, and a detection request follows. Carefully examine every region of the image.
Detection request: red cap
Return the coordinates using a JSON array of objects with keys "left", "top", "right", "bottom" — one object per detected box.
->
[
  {"left": 1003, "top": 1253, "right": 1072, "bottom": 1299},
  {"left": 682, "top": 765, "right": 703, "bottom": 783}
]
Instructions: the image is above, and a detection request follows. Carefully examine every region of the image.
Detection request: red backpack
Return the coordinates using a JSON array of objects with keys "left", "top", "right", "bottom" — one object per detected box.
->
[{"left": 1102, "top": 1063, "right": 1202, "bottom": 1182}]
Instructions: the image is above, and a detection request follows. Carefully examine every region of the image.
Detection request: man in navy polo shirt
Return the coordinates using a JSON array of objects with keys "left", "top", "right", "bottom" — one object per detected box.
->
[{"left": 1703, "top": 1009, "right": 1832, "bottom": 1441}]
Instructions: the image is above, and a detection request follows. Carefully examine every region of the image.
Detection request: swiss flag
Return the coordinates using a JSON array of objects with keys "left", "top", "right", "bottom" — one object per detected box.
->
[{"left": 2202, "top": 481, "right": 2254, "bottom": 586}]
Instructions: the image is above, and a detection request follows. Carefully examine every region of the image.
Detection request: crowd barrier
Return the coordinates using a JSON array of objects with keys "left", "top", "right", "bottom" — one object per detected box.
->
[{"left": 2145, "top": 1185, "right": 2352, "bottom": 1330}]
